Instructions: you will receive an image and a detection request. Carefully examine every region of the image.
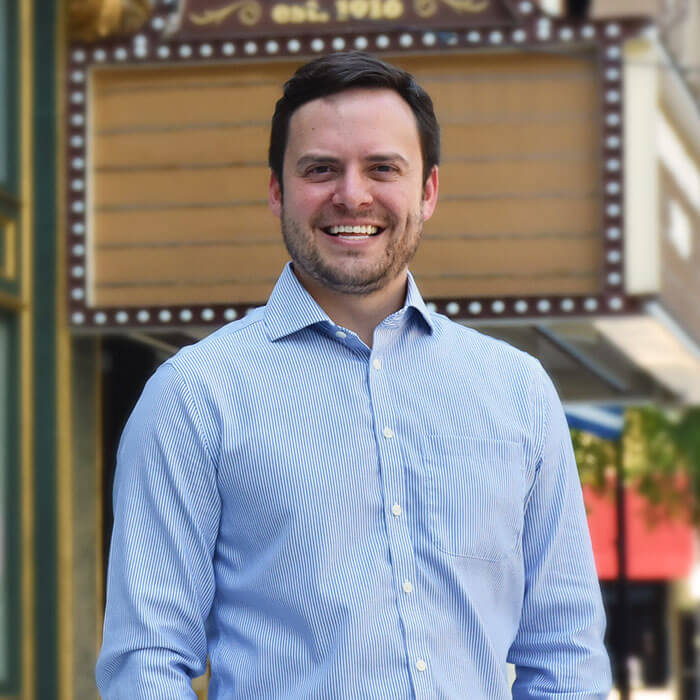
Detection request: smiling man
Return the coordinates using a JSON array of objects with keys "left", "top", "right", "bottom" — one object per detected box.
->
[{"left": 97, "top": 52, "right": 611, "bottom": 699}]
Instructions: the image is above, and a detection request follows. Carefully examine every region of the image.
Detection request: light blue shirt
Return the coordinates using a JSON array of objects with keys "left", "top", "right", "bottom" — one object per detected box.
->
[{"left": 97, "top": 263, "right": 611, "bottom": 699}]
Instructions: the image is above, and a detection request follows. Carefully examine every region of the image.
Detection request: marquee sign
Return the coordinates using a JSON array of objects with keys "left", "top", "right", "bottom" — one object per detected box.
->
[
  {"left": 166, "top": 0, "right": 516, "bottom": 39},
  {"left": 66, "top": 0, "right": 651, "bottom": 331}
]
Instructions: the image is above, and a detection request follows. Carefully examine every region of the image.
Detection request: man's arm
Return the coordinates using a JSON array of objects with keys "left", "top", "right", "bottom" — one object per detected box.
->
[
  {"left": 508, "top": 361, "right": 612, "bottom": 698},
  {"left": 96, "top": 362, "right": 221, "bottom": 699}
]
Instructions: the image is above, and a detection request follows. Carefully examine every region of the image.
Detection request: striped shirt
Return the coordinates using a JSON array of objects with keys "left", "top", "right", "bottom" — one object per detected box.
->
[{"left": 96, "top": 262, "right": 611, "bottom": 699}]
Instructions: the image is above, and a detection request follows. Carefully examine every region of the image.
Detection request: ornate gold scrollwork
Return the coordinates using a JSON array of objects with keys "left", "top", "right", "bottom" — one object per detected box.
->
[
  {"left": 189, "top": 0, "right": 263, "bottom": 26},
  {"left": 415, "top": 0, "right": 488, "bottom": 17},
  {"left": 68, "top": 0, "right": 151, "bottom": 41}
]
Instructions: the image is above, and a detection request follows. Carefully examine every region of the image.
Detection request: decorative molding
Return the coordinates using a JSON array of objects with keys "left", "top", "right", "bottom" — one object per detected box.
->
[
  {"left": 0, "top": 216, "right": 16, "bottom": 281},
  {"left": 415, "top": 0, "right": 491, "bottom": 18},
  {"left": 189, "top": 0, "right": 263, "bottom": 27},
  {"left": 68, "top": 0, "right": 152, "bottom": 42},
  {"left": 167, "top": 0, "right": 513, "bottom": 39},
  {"left": 20, "top": 0, "right": 36, "bottom": 695}
]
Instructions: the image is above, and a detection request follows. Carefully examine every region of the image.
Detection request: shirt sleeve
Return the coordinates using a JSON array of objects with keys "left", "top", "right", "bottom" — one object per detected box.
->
[
  {"left": 508, "top": 361, "right": 612, "bottom": 698},
  {"left": 96, "top": 362, "right": 221, "bottom": 699}
]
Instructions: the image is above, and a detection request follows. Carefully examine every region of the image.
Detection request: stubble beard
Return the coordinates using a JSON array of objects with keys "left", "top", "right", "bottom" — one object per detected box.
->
[{"left": 281, "top": 208, "right": 424, "bottom": 297}]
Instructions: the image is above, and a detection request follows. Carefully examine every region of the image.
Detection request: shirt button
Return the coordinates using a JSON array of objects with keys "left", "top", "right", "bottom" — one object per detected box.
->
[
  {"left": 382, "top": 426, "right": 394, "bottom": 439},
  {"left": 372, "top": 358, "right": 382, "bottom": 370},
  {"left": 416, "top": 658, "right": 427, "bottom": 672},
  {"left": 335, "top": 330, "right": 347, "bottom": 339},
  {"left": 402, "top": 580, "right": 414, "bottom": 594},
  {"left": 391, "top": 503, "right": 402, "bottom": 517}
]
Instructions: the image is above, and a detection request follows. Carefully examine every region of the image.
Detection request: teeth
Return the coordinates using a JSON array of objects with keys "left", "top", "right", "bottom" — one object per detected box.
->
[{"left": 328, "top": 225, "right": 379, "bottom": 235}]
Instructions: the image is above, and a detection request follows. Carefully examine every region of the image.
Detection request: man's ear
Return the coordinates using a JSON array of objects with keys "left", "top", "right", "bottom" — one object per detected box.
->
[
  {"left": 269, "top": 171, "right": 283, "bottom": 219},
  {"left": 421, "top": 166, "right": 439, "bottom": 222}
]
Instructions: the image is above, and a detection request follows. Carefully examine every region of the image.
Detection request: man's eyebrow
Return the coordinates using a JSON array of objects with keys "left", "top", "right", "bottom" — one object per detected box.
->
[
  {"left": 365, "top": 153, "right": 409, "bottom": 166},
  {"left": 295, "top": 154, "right": 341, "bottom": 171}
]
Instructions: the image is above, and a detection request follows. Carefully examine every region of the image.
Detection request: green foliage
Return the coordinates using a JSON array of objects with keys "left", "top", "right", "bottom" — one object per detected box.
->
[
  {"left": 571, "top": 428, "right": 617, "bottom": 493},
  {"left": 571, "top": 406, "right": 700, "bottom": 524}
]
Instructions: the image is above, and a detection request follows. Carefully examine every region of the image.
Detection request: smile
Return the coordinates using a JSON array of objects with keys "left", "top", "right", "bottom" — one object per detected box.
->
[{"left": 323, "top": 225, "right": 382, "bottom": 238}]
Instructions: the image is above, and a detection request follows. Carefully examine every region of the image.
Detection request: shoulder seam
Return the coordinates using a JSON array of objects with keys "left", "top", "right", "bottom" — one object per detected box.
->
[
  {"left": 174, "top": 313, "right": 268, "bottom": 360},
  {"left": 211, "top": 313, "right": 266, "bottom": 340}
]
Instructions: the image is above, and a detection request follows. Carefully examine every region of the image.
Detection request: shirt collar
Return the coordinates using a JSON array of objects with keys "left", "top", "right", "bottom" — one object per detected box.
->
[
  {"left": 264, "top": 262, "right": 434, "bottom": 341},
  {"left": 404, "top": 269, "right": 435, "bottom": 334}
]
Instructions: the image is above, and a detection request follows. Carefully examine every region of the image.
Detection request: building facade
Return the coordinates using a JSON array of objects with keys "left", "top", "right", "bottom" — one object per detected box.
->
[{"left": 2, "top": 0, "right": 700, "bottom": 697}]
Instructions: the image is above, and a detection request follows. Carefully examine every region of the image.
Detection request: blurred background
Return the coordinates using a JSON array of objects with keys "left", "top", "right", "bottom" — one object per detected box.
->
[{"left": 2, "top": 0, "right": 700, "bottom": 697}]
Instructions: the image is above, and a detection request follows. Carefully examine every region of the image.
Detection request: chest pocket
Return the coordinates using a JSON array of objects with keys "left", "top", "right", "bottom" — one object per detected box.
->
[{"left": 422, "top": 435, "right": 524, "bottom": 561}]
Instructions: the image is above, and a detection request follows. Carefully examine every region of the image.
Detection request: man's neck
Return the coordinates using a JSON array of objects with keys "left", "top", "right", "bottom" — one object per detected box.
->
[{"left": 292, "top": 266, "right": 408, "bottom": 348}]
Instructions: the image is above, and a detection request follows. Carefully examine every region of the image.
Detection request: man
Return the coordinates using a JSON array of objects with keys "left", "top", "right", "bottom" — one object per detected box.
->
[{"left": 97, "top": 52, "right": 611, "bottom": 698}]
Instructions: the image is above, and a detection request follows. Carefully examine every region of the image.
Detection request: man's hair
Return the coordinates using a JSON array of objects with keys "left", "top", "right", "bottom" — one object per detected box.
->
[{"left": 269, "top": 51, "right": 441, "bottom": 187}]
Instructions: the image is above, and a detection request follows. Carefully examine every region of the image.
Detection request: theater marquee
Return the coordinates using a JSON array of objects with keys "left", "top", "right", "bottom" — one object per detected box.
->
[
  {"left": 168, "top": 0, "right": 509, "bottom": 38},
  {"left": 66, "top": 0, "right": 651, "bottom": 331}
]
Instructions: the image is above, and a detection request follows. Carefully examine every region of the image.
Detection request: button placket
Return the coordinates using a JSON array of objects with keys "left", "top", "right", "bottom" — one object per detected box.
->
[{"left": 368, "top": 335, "right": 431, "bottom": 693}]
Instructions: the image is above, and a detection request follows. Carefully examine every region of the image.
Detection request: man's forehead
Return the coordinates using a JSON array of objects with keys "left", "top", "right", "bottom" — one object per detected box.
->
[
  {"left": 291, "top": 87, "right": 411, "bottom": 117},
  {"left": 285, "top": 88, "right": 420, "bottom": 152}
]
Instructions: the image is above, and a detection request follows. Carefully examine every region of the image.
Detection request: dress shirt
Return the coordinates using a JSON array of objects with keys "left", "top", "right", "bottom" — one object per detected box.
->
[{"left": 96, "top": 262, "right": 611, "bottom": 699}]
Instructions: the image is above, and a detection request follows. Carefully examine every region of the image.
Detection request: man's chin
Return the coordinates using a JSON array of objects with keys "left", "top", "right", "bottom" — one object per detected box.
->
[{"left": 309, "top": 267, "right": 391, "bottom": 297}]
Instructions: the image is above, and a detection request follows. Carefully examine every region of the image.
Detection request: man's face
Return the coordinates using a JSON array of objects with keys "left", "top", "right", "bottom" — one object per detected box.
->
[{"left": 269, "top": 88, "right": 438, "bottom": 297}]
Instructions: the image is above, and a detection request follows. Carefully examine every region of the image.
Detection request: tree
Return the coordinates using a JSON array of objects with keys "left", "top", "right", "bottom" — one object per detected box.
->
[{"left": 572, "top": 407, "right": 700, "bottom": 524}]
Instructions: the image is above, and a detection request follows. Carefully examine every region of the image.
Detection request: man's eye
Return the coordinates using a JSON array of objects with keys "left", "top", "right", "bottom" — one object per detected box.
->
[
  {"left": 306, "top": 165, "right": 333, "bottom": 176},
  {"left": 373, "top": 164, "right": 398, "bottom": 174}
]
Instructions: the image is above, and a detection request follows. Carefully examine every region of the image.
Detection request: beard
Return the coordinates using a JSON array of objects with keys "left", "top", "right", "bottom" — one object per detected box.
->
[{"left": 280, "top": 207, "right": 424, "bottom": 297}]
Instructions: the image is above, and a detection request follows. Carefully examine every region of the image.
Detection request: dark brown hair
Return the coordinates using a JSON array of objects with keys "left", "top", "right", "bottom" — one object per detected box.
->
[{"left": 269, "top": 52, "right": 440, "bottom": 188}]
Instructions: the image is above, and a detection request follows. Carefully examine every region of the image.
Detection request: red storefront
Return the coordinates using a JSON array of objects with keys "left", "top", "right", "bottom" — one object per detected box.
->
[{"left": 585, "top": 486, "right": 693, "bottom": 580}]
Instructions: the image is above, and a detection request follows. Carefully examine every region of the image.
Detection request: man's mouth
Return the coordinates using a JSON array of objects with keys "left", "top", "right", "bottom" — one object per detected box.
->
[{"left": 322, "top": 225, "right": 383, "bottom": 239}]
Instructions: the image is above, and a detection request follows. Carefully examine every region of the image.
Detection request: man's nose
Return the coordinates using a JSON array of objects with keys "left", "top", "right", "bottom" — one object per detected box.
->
[{"left": 331, "top": 168, "right": 373, "bottom": 209}]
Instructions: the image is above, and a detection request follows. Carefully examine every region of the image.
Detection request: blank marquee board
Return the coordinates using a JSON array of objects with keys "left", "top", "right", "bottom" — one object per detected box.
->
[{"left": 66, "top": 0, "right": 647, "bottom": 329}]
